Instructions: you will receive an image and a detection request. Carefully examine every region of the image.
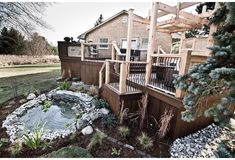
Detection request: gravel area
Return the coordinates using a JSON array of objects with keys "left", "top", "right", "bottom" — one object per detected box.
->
[{"left": 170, "top": 123, "right": 230, "bottom": 158}]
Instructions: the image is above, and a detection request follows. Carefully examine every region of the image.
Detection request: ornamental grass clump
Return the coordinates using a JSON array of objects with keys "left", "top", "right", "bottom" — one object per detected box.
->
[
  {"left": 118, "top": 126, "right": 130, "bottom": 139},
  {"left": 137, "top": 132, "right": 153, "bottom": 150},
  {"left": 87, "top": 131, "right": 107, "bottom": 150}
]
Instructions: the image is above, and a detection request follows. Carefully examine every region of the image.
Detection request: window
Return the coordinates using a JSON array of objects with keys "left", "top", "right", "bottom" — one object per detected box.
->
[
  {"left": 99, "top": 38, "right": 109, "bottom": 49},
  {"left": 141, "top": 38, "right": 149, "bottom": 49}
]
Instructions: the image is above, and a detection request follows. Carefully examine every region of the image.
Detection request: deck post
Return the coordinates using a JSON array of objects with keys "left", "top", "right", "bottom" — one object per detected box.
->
[
  {"left": 119, "top": 62, "right": 127, "bottom": 94},
  {"left": 126, "top": 8, "right": 134, "bottom": 62},
  {"left": 179, "top": 32, "right": 185, "bottom": 50},
  {"left": 81, "top": 40, "right": 85, "bottom": 61},
  {"left": 175, "top": 50, "right": 191, "bottom": 98},
  {"left": 111, "top": 41, "right": 116, "bottom": 60},
  {"left": 145, "top": 2, "right": 158, "bottom": 86},
  {"left": 105, "top": 61, "right": 110, "bottom": 84},
  {"left": 207, "top": 2, "right": 219, "bottom": 53}
]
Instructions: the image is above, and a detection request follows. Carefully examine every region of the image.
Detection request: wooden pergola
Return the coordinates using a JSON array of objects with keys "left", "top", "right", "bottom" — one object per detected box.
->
[{"left": 122, "top": 2, "right": 219, "bottom": 97}]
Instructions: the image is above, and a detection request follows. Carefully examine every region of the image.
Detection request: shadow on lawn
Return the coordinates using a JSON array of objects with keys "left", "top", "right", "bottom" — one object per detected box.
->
[{"left": 0, "top": 69, "right": 61, "bottom": 106}]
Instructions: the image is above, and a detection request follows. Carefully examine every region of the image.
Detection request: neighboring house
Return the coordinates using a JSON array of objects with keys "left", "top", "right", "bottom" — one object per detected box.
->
[{"left": 78, "top": 10, "right": 172, "bottom": 61}]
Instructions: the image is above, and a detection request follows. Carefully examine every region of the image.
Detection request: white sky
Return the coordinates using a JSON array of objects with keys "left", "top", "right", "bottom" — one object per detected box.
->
[{"left": 36, "top": 2, "right": 198, "bottom": 46}]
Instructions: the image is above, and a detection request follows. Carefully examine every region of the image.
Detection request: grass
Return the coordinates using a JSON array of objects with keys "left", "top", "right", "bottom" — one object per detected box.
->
[
  {"left": 0, "top": 64, "right": 61, "bottom": 105},
  {"left": 0, "top": 63, "right": 60, "bottom": 78}
]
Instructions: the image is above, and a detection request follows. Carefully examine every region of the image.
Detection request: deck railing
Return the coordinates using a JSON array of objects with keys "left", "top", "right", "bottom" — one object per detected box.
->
[
  {"left": 80, "top": 41, "right": 124, "bottom": 61},
  {"left": 97, "top": 44, "right": 208, "bottom": 97},
  {"left": 148, "top": 54, "right": 181, "bottom": 95}
]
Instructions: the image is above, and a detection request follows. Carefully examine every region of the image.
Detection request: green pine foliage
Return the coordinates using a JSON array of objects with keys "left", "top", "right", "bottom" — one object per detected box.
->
[
  {"left": 215, "top": 140, "right": 235, "bottom": 158},
  {"left": 0, "top": 27, "right": 26, "bottom": 55},
  {"left": 101, "top": 114, "right": 117, "bottom": 128},
  {"left": 173, "top": 3, "right": 235, "bottom": 126}
]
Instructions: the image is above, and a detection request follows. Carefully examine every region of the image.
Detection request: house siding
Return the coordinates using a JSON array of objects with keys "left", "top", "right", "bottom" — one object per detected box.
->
[{"left": 85, "top": 13, "right": 172, "bottom": 61}]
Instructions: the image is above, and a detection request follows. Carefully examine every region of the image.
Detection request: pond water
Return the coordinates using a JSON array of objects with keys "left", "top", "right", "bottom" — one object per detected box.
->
[{"left": 19, "top": 102, "right": 77, "bottom": 131}]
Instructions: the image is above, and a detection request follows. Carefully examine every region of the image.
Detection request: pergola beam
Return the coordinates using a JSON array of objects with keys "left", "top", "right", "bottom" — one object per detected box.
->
[
  {"left": 158, "top": 2, "right": 202, "bottom": 24},
  {"left": 158, "top": 2, "right": 199, "bottom": 18}
]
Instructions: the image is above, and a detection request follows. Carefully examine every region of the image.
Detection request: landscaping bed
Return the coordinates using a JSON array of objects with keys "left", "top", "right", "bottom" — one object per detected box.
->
[{"left": 0, "top": 81, "right": 173, "bottom": 158}]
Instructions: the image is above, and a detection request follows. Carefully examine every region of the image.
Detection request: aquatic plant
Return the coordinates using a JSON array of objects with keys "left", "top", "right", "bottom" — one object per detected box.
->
[
  {"left": 42, "top": 100, "right": 53, "bottom": 112},
  {"left": 23, "top": 123, "right": 44, "bottom": 150}
]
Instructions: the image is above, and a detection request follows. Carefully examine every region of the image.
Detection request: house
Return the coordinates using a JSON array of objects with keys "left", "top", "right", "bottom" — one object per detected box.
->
[{"left": 78, "top": 10, "right": 172, "bottom": 61}]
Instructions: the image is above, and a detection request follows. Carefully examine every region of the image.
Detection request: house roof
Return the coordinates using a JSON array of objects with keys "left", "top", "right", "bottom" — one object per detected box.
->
[{"left": 78, "top": 9, "right": 146, "bottom": 39}]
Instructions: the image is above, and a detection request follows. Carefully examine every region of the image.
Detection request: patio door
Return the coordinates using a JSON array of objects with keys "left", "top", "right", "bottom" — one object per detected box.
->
[{"left": 120, "top": 38, "right": 138, "bottom": 50}]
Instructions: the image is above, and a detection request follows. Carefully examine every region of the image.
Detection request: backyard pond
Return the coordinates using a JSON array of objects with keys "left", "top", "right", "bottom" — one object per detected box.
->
[{"left": 19, "top": 101, "right": 76, "bottom": 132}]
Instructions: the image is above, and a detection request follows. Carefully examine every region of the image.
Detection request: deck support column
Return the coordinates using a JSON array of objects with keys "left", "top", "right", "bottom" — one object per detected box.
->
[
  {"left": 175, "top": 50, "right": 191, "bottom": 98},
  {"left": 126, "top": 8, "right": 134, "bottom": 62},
  {"left": 145, "top": 2, "right": 158, "bottom": 86},
  {"left": 105, "top": 61, "right": 110, "bottom": 84},
  {"left": 119, "top": 62, "right": 127, "bottom": 94},
  {"left": 81, "top": 40, "right": 85, "bottom": 61},
  {"left": 111, "top": 41, "right": 116, "bottom": 60}
]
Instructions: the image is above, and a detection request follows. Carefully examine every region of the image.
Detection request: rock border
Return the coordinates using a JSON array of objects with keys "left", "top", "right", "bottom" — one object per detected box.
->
[{"left": 2, "top": 89, "right": 109, "bottom": 143}]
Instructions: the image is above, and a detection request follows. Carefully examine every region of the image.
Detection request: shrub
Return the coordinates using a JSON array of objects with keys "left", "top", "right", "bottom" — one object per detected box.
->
[
  {"left": 111, "top": 147, "right": 122, "bottom": 157},
  {"left": 42, "top": 100, "right": 53, "bottom": 112},
  {"left": 137, "top": 132, "right": 153, "bottom": 150},
  {"left": 64, "top": 37, "right": 71, "bottom": 42},
  {"left": 214, "top": 140, "right": 235, "bottom": 158},
  {"left": 95, "top": 98, "right": 109, "bottom": 109},
  {"left": 59, "top": 80, "right": 70, "bottom": 90},
  {"left": 23, "top": 123, "right": 44, "bottom": 150},
  {"left": 9, "top": 140, "right": 22, "bottom": 156},
  {"left": 75, "top": 111, "right": 83, "bottom": 119},
  {"left": 87, "top": 131, "right": 107, "bottom": 150},
  {"left": 118, "top": 126, "right": 130, "bottom": 138},
  {"left": 88, "top": 85, "right": 97, "bottom": 96},
  {"left": 101, "top": 114, "right": 117, "bottom": 128}
]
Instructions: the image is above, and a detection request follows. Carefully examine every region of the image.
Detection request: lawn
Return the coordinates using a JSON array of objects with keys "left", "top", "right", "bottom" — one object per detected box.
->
[{"left": 0, "top": 64, "right": 61, "bottom": 105}]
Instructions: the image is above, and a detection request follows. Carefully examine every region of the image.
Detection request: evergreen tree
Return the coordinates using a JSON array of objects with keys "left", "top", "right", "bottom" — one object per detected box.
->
[
  {"left": 0, "top": 27, "right": 26, "bottom": 54},
  {"left": 174, "top": 3, "right": 235, "bottom": 126},
  {"left": 94, "top": 14, "right": 103, "bottom": 26}
]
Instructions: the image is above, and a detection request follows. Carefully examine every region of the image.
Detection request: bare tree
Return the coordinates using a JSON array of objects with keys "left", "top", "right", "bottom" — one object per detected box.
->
[{"left": 0, "top": 2, "right": 51, "bottom": 35}]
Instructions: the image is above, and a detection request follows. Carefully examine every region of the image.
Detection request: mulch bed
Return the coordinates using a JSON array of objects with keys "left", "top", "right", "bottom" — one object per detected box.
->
[{"left": 0, "top": 95, "right": 172, "bottom": 158}]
